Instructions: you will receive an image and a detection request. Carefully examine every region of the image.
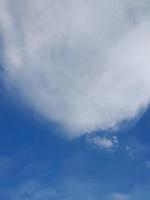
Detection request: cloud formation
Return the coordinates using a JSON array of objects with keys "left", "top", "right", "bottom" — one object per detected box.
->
[
  {"left": 87, "top": 135, "right": 118, "bottom": 150},
  {"left": 1, "top": 0, "right": 150, "bottom": 137}
]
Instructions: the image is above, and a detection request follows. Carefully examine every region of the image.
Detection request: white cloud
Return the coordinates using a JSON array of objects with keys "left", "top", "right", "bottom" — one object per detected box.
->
[
  {"left": 87, "top": 135, "right": 118, "bottom": 150},
  {"left": 93, "top": 138, "right": 114, "bottom": 149},
  {"left": 1, "top": 0, "right": 150, "bottom": 137}
]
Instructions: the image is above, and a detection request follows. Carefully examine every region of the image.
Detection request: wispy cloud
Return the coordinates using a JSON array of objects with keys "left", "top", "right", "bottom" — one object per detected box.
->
[
  {"left": 1, "top": 0, "right": 150, "bottom": 137},
  {"left": 4, "top": 179, "right": 150, "bottom": 200},
  {"left": 109, "top": 185, "right": 150, "bottom": 200},
  {"left": 110, "top": 193, "right": 130, "bottom": 200},
  {"left": 1, "top": 149, "right": 150, "bottom": 200},
  {"left": 87, "top": 135, "right": 118, "bottom": 150}
]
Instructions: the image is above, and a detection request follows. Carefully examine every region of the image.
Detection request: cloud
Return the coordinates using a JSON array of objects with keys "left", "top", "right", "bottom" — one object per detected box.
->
[
  {"left": 5, "top": 180, "right": 57, "bottom": 200},
  {"left": 4, "top": 179, "right": 150, "bottom": 200},
  {"left": 4, "top": 179, "right": 100, "bottom": 200},
  {"left": 1, "top": 150, "right": 150, "bottom": 200},
  {"left": 1, "top": 0, "right": 150, "bottom": 137},
  {"left": 87, "top": 135, "right": 118, "bottom": 150}
]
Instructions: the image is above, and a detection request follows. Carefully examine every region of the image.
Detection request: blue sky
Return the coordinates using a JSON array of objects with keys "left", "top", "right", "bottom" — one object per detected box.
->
[
  {"left": 1, "top": 1, "right": 150, "bottom": 199},
  {"left": 1, "top": 79, "right": 150, "bottom": 199}
]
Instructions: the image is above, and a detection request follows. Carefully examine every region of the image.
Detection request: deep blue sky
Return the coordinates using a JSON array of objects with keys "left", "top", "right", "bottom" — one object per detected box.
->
[{"left": 0, "top": 80, "right": 150, "bottom": 200}]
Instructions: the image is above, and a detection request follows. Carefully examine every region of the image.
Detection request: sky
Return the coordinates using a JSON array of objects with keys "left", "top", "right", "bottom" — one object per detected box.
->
[{"left": 1, "top": 0, "right": 150, "bottom": 199}]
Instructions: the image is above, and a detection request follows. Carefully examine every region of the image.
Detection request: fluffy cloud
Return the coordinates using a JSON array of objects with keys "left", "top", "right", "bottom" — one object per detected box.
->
[{"left": 1, "top": 0, "right": 150, "bottom": 137}]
